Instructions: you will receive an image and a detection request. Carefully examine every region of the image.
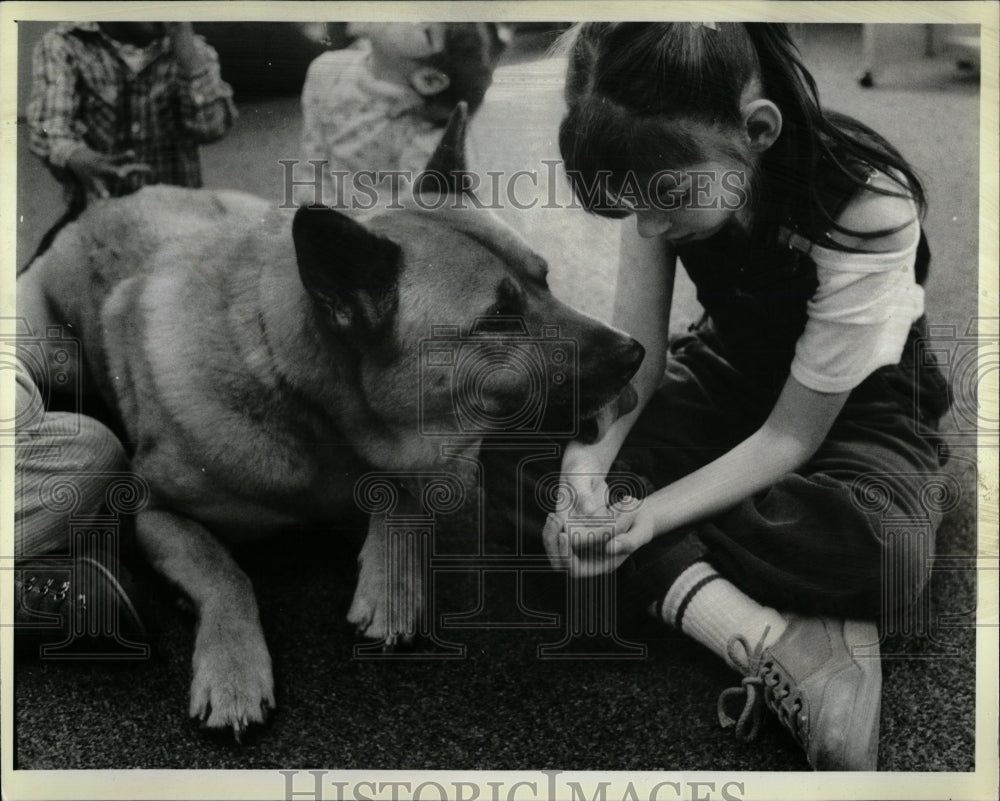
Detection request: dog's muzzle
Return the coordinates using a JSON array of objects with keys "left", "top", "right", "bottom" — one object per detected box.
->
[{"left": 577, "top": 380, "right": 640, "bottom": 445}]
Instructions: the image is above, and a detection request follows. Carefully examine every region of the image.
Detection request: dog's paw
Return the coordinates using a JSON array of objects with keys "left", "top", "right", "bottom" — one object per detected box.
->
[
  {"left": 346, "top": 572, "right": 421, "bottom": 647},
  {"left": 189, "top": 613, "right": 275, "bottom": 741}
]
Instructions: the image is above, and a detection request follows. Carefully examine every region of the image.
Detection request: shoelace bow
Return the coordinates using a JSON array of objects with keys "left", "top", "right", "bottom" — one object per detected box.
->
[
  {"left": 716, "top": 626, "right": 770, "bottom": 742},
  {"left": 717, "top": 626, "right": 809, "bottom": 746}
]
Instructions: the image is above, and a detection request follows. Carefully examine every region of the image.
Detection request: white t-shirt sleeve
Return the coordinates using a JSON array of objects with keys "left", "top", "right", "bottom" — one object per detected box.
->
[{"left": 790, "top": 219, "right": 925, "bottom": 394}]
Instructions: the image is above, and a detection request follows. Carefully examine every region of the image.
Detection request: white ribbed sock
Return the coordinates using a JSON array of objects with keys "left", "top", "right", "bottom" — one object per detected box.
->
[{"left": 650, "top": 561, "right": 788, "bottom": 670}]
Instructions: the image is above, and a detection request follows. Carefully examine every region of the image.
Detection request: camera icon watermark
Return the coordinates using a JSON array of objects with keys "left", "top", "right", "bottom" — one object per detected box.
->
[
  {"left": 1, "top": 318, "right": 83, "bottom": 436},
  {"left": 914, "top": 317, "right": 999, "bottom": 443},
  {"left": 418, "top": 318, "right": 580, "bottom": 438}
]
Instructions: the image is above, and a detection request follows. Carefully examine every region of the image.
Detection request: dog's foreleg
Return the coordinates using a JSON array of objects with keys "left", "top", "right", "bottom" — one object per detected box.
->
[
  {"left": 346, "top": 503, "right": 425, "bottom": 647},
  {"left": 136, "top": 508, "right": 274, "bottom": 739}
]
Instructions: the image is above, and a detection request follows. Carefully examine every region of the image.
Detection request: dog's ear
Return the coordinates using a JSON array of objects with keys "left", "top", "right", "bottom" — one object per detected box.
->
[
  {"left": 413, "top": 102, "right": 475, "bottom": 197},
  {"left": 293, "top": 205, "right": 400, "bottom": 333}
]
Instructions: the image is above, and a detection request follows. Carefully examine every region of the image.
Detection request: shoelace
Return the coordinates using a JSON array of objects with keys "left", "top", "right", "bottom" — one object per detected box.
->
[
  {"left": 24, "top": 576, "right": 71, "bottom": 604},
  {"left": 717, "top": 626, "right": 809, "bottom": 746},
  {"left": 716, "top": 628, "right": 769, "bottom": 741}
]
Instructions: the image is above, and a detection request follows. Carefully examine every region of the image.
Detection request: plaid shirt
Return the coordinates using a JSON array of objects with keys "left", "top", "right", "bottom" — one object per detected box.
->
[{"left": 27, "top": 22, "right": 236, "bottom": 203}]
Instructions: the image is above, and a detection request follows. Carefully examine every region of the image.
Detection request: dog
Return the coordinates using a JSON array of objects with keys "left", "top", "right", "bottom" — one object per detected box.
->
[{"left": 16, "top": 106, "right": 644, "bottom": 737}]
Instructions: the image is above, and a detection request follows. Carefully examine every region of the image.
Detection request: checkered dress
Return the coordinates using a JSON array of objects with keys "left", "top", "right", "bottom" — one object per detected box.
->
[{"left": 27, "top": 22, "right": 236, "bottom": 203}]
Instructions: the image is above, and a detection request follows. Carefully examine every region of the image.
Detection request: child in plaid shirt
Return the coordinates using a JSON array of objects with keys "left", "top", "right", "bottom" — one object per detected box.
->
[{"left": 26, "top": 22, "right": 236, "bottom": 258}]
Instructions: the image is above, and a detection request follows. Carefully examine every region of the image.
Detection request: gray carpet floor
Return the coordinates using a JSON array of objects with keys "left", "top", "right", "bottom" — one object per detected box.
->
[{"left": 12, "top": 23, "right": 984, "bottom": 776}]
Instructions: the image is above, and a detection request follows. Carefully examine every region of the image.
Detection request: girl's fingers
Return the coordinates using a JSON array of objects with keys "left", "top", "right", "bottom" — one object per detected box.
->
[
  {"left": 566, "top": 524, "right": 611, "bottom": 556},
  {"left": 606, "top": 525, "right": 652, "bottom": 557},
  {"left": 569, "top": 549, "right": 627, "bottom": 578},
  {"left": 612, "top": 506, "right": 640, "bottom": 533},
  {"left": 543, "top": 513, "right": 625, "bottom": 577},
  {"left": 604, "top": 537, "right": 632, "bottom": 558},
  {"left": 565, "top": 526, "right": 626, "bottom": 577},
  {"left": 542, "top": 513, "right": 568, "bottom": 568}
]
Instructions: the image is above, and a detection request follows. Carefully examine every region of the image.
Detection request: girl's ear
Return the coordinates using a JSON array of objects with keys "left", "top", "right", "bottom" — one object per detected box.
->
[
  {"left": 741, "top": 99, "right": 783, "bottom": 153},
  {"left": 411, "top": 66, "right": 450, "bottom": 97}
]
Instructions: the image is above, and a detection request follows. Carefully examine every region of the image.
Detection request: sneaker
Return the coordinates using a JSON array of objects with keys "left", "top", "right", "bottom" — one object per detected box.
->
[
  {"left": 15, "top": 567, "right": 72, "bottom": 629},
  {"left": 15, "top": 556, "right": 149, "bottom": 657},
  {"left": 716, "top": 616, "right": 882, "bottom": 771}
]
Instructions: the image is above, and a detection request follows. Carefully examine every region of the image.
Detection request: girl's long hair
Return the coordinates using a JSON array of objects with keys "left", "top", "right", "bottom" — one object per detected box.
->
[{"left": 558, "top": 22, "right": 926, "bottom": 241}]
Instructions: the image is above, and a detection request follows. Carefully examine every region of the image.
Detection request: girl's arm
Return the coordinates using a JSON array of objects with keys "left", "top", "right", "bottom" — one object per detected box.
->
[
  {"left": 606, "top": 375, "right": 849, "bottom": 557},
  {"left": 574, "top": 224, "right": 675, "bottom": 461},
  {"left": 584, "top": 180, "right": 915, "bottom": 568},
  {"left": 554, "top": 225, "right": 675, "bottom": 513}
]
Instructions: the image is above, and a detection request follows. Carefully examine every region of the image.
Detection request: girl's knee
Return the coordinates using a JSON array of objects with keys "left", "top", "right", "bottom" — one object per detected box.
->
[{"left": 716, "top": 473, "right": 936, "bottom": 617}]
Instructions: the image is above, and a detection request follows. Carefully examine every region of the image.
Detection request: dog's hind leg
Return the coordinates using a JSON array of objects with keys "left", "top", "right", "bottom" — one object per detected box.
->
[{"left": 137, "top": 508, "right": 275, "bottom": 740}]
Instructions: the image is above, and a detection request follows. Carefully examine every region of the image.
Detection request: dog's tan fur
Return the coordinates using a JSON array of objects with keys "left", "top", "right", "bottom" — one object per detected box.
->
[{"left": 16, "top": 113, "right": 643, "bottom": 736}]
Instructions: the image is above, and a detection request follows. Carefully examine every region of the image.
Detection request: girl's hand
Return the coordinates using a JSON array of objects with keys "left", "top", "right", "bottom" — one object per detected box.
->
[
  {"left": 541, "top": 449, "right": 611, "bottom": 576},
  {"left": 541, "top": 467, "right": 613, "bottom": 577},
  {"left": 605, "top": 503, "right": 657, "bottom": 558},
  {"left": 542, "top": 494, "right": 649, "bottom": 578},
  {"left": 543, "top": 511, "right": 626, "bottom": 578}
]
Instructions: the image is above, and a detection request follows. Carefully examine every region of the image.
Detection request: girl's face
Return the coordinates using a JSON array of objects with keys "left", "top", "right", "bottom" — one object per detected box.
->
[{"left": 627, "top": 158, "right": 753, "bottom": 243}]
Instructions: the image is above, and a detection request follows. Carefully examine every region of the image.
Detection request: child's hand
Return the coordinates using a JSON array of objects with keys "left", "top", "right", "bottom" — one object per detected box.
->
[
  {"left": 66, "top": 147, "right": 152, "bottom": 199},
  {"left": 166, "top": 22, "right": 207, "bottom": 77},
  {"left": 542, "top": 494, "right": 647, "bottom": 578},
  {"left": 604, "top": 504, "right": 657, "bottom": 558},
  {"left": 542, "top": 449, "right": 621, "bottom": 576}
]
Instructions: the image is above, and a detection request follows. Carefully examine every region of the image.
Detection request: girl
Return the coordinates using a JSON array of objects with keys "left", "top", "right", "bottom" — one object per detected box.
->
[
  {"left": 299, "top": 22, "right": 505, "bottom": 206},
  {"left": 542, "top": 23, "right": 951, "bottom": 771}
]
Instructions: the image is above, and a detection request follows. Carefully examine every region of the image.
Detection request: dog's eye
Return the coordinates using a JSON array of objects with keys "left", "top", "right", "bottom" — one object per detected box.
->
[
  {"left": 488, "top": 300, "right": 517, "bottom": 316},
  {"left": 488, "top": 277, "right": 524, "bottom": 316}
]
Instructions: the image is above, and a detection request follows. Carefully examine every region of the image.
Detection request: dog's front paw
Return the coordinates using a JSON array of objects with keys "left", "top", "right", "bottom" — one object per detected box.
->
[
  {"left": 346, "top": 560, "right": 422, "bottom": 647},
  {"left": 190, "top": 611, "right": 275, "bottom": 740}
]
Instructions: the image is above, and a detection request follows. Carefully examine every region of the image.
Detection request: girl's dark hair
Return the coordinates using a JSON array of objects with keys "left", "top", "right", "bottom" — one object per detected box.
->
[
  {"left": 420, "top": 23, "right": 507, "bottom": 123},
  {"left": 559, "top": 22, "right": 925, "bottom": 241}
]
